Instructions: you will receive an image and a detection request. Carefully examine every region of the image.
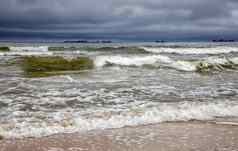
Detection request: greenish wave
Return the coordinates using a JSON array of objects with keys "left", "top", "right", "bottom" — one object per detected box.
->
[{"left": 20, "top": 56, "right": 94, "bottom": 78}]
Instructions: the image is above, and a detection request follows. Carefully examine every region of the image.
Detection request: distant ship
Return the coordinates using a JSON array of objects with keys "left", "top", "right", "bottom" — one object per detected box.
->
[
  {"left": 155, "top": 40, "right": 166, "bottom": 43},
  {"left": 212, "top": 39, "right": 235, "bottom": 42},
  {"left": 64, "top": 40, "right": 112, "bottom": 43}
]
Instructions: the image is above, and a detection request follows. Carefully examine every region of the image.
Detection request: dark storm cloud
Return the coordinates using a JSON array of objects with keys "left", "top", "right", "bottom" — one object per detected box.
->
[{"left": 0, "top": 0, "right": 238, "bottom": 40}]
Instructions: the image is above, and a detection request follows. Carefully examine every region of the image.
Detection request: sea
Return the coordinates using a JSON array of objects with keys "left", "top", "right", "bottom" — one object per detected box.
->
[{"left": 1, "top": 42, "right": 238, "bottom": 138}]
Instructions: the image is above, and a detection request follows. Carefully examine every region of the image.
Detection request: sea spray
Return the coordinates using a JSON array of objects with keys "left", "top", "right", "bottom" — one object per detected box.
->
[
  {"left": 142, "top": 46, "right": 238, "bottom": 55},
  {"left": 10, "top": 46, "right": 49, "bottom": 52},
  {"left": 94, "top": 55, "right": 173, "bottom": 67},
  {"left": 94, "top": 55, "right": 238, "bottom": 72},
  {"left": 2, "top": 101, "right": 238, "bottom": 138}
]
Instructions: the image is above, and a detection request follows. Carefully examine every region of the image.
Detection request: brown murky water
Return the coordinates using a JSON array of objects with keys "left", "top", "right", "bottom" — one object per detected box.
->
[{"left": 1, "top": 122, "right": 238, "bottom": 151}]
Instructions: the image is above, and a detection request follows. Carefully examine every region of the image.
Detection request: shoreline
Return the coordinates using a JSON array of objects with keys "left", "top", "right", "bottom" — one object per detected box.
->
[{"left": 1, "top": 121, "right": 238, "bottom": 151}]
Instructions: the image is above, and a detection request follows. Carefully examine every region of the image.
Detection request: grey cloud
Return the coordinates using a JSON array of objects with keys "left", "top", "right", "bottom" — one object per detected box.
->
[{"left": 0, "top": 0, "right": 238, "bottom": 40}]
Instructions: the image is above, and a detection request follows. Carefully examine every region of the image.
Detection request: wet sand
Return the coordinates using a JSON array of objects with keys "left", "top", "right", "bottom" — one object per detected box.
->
[{"left": 1, "top": 122, "right": 238, "bottom": 151}]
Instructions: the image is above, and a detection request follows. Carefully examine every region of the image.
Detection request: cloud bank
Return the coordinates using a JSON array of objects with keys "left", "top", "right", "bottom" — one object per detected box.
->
[{"left": 0, "top": 0, "right": 238, "bottom": 40}]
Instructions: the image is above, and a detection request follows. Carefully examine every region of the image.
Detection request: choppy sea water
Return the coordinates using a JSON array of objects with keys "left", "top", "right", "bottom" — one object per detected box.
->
[{"left": 1, "top": 42, "right": 238, "bottom": 138}]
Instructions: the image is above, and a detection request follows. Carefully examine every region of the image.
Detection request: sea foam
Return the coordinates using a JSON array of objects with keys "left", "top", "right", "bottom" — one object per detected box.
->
[
  {"left": 3, "top": 101, "right": 238, "bottom": 138},
  {"left": 0, "top": 46, "right": 52, "bottom": 56},
  {"left": 94, "top": 55, "right": 238, "bottom": 72},
  {"left": 9, "top": 46, "right": 49, "bottom": 52},
  {"left": 142, "top": 47, "right": 238, "bottom": 55},
  {"left": 94, "top": 55, "right": 173, "bottom": 67},
  {"left": 0, "top": 51, "right": 53, "bottom": 56}
]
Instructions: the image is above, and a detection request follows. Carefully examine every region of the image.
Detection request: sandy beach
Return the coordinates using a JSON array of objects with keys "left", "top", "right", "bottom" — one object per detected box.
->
[{"left": 1, "top": 122, "right": 238, "bottom": 151}]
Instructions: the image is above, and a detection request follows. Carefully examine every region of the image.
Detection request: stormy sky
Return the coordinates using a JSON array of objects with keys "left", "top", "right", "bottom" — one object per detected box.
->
[{"left": 0, "top": 0, "right": 238, "bottom": 41}]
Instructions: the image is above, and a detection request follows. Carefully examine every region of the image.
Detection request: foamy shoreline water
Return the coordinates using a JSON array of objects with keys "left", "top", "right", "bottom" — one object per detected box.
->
[
  {"left": 2, "top": 100, "right": 238, "bottom": 139},
  {"left": 1, "top": 42, "right": 238, "bottom": 139}
]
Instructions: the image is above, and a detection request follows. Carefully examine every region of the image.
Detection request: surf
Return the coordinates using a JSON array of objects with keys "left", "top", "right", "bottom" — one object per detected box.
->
[{"left": 142, "top": 46, "right": 238, "bottom": 55}]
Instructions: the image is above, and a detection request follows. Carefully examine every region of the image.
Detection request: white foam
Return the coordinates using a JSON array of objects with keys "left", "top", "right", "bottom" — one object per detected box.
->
[
  {"left": 94, "top": 55, "right": 197, "bottom": 72},
  {"left": 142, "top": 47, "right": 238, "bottom": 55},
  {"left": 170, "top": 61, "right": 197, "bottom": 71},
  {"left": 94, "top": 55, "right": 173, "bottom": 67},
  {"left": 205, "top": 57, "right": 229, "bottom": 64},
  {"left": 230, "top": 57, "right": 238, "bottom": 64},
  {"left": 3, "top": 101, "right": 238, "bottom": 138},
  {"left": 93, "top": 55, "right": 238, "bottom": 72},
  {"left": 171, "top": 57, "right": 238, "bottom": 72},
  {"left": 9, "top": 46, "right": 49, "bottom": 52},
  {"left": 94, "top": 55, "right": 238, "bottom": 72},
  {"left": 200, "top": 57, "right": 238, "bottom": 66},
  {"left": 64, "top": 75, "right": 75, "bottom": 83},
  {"left": 0, "top": 51, "right": 53, "bottom": 56}
]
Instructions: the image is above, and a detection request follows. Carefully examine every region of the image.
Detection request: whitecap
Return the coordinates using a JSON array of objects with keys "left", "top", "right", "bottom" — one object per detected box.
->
[
  {"left": 3, "top": 101, "right": 238, "bottom": 138},
  {"left": 0, "top": 51, "right": 53, "bottom": 56},
  {"left": 94, "top": 55, "right": 173, "bottom": 67},
  {"left": 142, "top": 47, "right": 238, "bottom": 55},
  {"left": 9, "top": 46, "right": 49, "bottom": 52}
]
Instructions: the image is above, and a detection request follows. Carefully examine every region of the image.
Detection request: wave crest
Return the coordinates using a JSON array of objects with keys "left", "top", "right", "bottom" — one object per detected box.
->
[
  {"left": 142, "top": 47, "right": 238, "bottom": 55},
  {"left": 94, "top": 55, "right": 238, "bottom": 72},
  {"left": 94, "top": 55, "right": 173, "bottom": 67},
  {"left": 3, "top": 101, "right": 238, "bottom": 138},
  {"left": 9, "top": 46, "right": 49, "bottom": 52}
]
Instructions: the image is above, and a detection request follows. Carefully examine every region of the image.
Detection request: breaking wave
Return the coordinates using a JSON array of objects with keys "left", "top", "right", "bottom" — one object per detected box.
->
[
  {"left": 2, "top": 42, "right": 238, "bottom": 140},
  {"left": 4, "top": 46, "right": 238, "bottom": 56},
  {"left": 2, "top": 101, "right": 238, "bottom": 138},
  {"left": 94, "top": 55, "right": 238, "bottom": 72},
  {"left": 142, "top": 47, "right": 238, "bottom": 55},
  {"left": 0, "top": 51, "right": 53, "bottom": 56},
  {"left": 94, "top": 55, "right": 173, "bottom": 67},
  {"left": 0, "top": 46, "right": 53, "bottom": 56},
  {"left": 9, "top": 46, "right": 49, "bottom": 52},
  {"left": 51, "top": 46, "right": 238, "bottom": 55}
]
